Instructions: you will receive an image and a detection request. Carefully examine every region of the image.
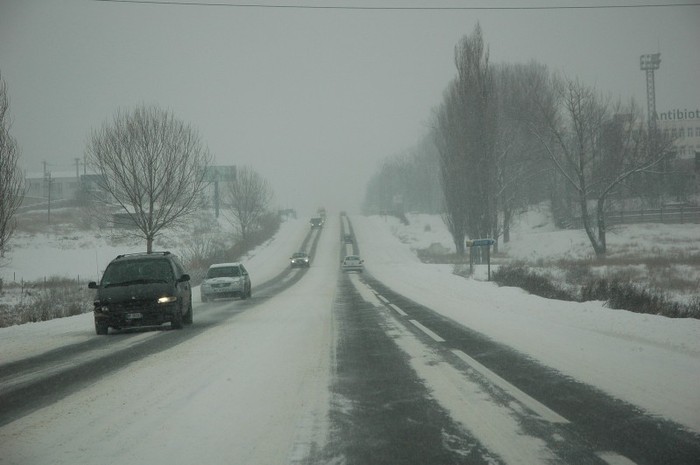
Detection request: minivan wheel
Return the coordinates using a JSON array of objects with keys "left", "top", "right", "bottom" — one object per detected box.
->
[
  {"left": 95, "top": 320, "right": 108, "bottom": 335},
  {"left": 183, "top": 300, "right": 193, "bottom": 325},
  {"left": 171, "top": 308, "right": 183, "bottom": 329}
]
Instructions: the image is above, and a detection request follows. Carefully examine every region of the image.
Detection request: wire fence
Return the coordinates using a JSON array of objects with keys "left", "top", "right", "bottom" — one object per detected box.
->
[{"left": 568, "top": 204, "right": 700, "bottom": 229}]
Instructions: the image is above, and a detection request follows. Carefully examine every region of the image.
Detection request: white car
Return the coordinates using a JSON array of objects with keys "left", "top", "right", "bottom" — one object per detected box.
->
[
  {"left": 200, "top": 262, "right": 251, "bottom": 302},
  {"left": 341, "top": 255, "right": 364, "bottom": 272}
]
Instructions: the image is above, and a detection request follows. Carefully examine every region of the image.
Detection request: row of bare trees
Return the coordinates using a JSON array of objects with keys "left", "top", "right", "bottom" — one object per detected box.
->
[
  {"left": 1, "top": 75, "right": 274, "bottom": 258},
  {"left": 0, "top": 72, "right": 26, "bottom": 260},
  {"left": 362, "top": 136, "right": 442, "bottom": 216},
  {"left": 367, "top": 25, "right": 674, "bottom": 258}
]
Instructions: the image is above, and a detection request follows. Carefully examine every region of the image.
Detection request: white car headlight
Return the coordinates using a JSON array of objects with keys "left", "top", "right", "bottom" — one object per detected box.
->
[{"left": 158, "top": 296, "right": 177, "bottom": 304}]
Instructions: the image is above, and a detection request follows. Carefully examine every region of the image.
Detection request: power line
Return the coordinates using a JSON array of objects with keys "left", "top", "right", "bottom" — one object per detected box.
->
[{"left": 92, "top": 0, "right": 700, "bottom": 11}]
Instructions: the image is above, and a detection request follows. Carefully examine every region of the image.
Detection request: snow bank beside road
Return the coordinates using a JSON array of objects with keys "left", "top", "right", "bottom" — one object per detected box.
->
[{"left": 352, "top": 214, "right": 700, "bottom": 433}]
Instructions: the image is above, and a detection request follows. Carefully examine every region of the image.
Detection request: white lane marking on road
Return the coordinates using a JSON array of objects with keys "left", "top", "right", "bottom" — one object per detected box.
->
[
  {"left": 597, "top": 452, "right": 638, "bottom": 465},
  {"left": 349, "top": 274, "right": 383, "bottom": 307},
  {"left": 409, "top": 320, "right": 445, "bottom": 342},
  {"left": 389, "top": 303, "right": 408, "bottom": 317},
  {"left": 376, "top": 294, "right": 389, "bottom": 304},
  {"left": 451, "top": 349, "right": 570, "bottom": 424},
  {"left": 385, "top": 314, "right": 557, "bottom": 463}
]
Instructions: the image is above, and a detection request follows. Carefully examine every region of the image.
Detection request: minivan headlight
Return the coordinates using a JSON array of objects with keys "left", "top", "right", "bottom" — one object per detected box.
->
[{"left": 158, "top": 296, "right": 177, "bottom": 304}]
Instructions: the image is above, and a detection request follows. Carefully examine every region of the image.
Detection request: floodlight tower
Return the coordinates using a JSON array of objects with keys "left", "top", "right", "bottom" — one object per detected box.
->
[{"left": 640, "top": 53, "right": 661, "bottom": 130}]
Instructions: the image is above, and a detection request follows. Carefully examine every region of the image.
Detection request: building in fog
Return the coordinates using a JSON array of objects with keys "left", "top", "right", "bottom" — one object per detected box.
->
[
  {"left": 656, "top": 108, "right": 700, "bottom": 159},
  {"left": 655, "top": 108, "right": 700, "bottom": 199},
  {"left": 24, "top": 171, "right": 82, "bottom": 206}
]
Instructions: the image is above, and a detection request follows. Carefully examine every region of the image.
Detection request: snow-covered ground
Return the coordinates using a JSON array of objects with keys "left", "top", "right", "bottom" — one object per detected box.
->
[{"left": 0, "top": 209, "right": 699, "bottom": 465}]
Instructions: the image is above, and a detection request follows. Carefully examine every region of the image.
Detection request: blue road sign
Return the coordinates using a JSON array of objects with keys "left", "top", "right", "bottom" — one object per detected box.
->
[{"left": 466, "top": 238, "right": 495, "bottom": 247}]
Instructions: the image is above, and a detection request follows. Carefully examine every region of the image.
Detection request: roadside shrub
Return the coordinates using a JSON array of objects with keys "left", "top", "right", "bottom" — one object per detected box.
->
[
  {"left": 0, "top": 304, "right": 11, "bottom": 327},
  {"left": 563, "top": 263, "right": 594, "bottom": 285},
  {"left": 581, "top": 278, "right": 700, "bottom": 319},
  {"left": 0, "top": 278, "right": 93, "bottom": 328},
  {"left": 492, "top": 264, "right": 576, "bottom": 301},
  {"left": 491, "top": 267, "right": 700, "bottom": 320}
]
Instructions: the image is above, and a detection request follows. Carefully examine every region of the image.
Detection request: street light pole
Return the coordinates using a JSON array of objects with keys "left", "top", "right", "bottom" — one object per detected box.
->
[{"left": 640, "top": 53, "right": 661, "bottom": 131}]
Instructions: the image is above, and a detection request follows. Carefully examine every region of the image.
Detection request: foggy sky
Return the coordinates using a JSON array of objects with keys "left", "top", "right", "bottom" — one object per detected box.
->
[{"left": 1, "top": 0, "right": 699, "bottom": 215}]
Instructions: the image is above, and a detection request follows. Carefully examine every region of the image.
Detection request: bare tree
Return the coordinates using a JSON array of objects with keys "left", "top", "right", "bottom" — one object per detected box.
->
[
  {"left": 433, "top": 24, "right": 497, "bottom": 255},
  {"left": 532, "top": 78, "right": 672, "bottom": 257},
  {"left": 434, "top": 81, "right": 470, "bottom": 255},
  {"left": 85, "top": 105, "right": 212, "bottom": 253},
  {"left": 492, "top": 61, "right": 555, "bottom": 243},
  {"left": 222, "top": 166, "right": 273, "bottom": 243},
  {"left": 0, "top": 72, "right": 26, "bottom": 259}
]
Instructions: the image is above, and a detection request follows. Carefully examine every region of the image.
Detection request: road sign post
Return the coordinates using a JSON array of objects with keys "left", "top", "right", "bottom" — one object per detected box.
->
[{"left": 465, "top": 238, "right": 495, "bottom": 281}]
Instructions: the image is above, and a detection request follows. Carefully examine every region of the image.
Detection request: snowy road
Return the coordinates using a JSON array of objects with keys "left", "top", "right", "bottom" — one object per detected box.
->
[
  {"left": 1, "top": 215, "right": 699, "bottom": 464},
  {"left": 0, "top": 222, "right": 336, "bottom": 464}
]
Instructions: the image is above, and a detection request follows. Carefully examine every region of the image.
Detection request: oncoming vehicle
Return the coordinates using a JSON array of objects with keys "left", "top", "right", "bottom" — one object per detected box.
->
[
  {"left": 200, "top": 262, "right": 252, "bottom": 302},
  {"left": 290, "top": 252, "right": 311, "bottom": 268},
  {"left": 310, "top": 217, "right": 324, "bottom": 228},
  {"left": 88, "top": 251, "right": 193, "bottom": 335},
  {"left": 341, "top": 255, "right": 364, "bottom": 272}
]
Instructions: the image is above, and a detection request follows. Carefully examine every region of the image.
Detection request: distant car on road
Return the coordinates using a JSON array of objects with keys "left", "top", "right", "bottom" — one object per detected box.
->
[
  {"left": 310, "top": 217, "right": 324, "bottom": 228},
  {"left": 341, "top": 255, "right": 364, "bottom": 272},
  {"left": 88, "top": 251, "right": 193, "bottom": 335},
  {"left": 343, "top": 233, "right": 353, "bottom": 244},
  {"left": 200, "top": 262, "right": 251, "bottom": 302},
  {"left": 290, "top": 252, "right": 311, "bottom": 268}
]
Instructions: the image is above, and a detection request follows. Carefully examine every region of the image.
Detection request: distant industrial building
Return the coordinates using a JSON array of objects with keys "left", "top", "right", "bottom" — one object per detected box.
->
[
  {"left": 656, "top": 108, "right": 700, "bottom": 159},
  {"left": 22, "top": 165, "right": 237, "bottom": 211},
  {"left": 654, "top": 108, "right": 700, "bottom": 199},
  {"left": 24, "top": 171, "right": 82, "bottom": 207}
]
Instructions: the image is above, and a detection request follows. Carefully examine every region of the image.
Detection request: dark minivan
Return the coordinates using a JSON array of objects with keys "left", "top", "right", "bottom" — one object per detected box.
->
[{"left": 88, "top": 251, "right": 192, "bottom": 335}]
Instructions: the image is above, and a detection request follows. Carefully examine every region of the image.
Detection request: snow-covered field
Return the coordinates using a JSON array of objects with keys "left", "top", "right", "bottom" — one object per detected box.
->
[{"left": 1, "top": 207, "right": 699, "bottom": 460}]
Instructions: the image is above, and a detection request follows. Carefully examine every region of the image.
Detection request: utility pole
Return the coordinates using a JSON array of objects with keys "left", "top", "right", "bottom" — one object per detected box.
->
[{"left": 44, "top": 171, "right": 53, "bottom": 224}]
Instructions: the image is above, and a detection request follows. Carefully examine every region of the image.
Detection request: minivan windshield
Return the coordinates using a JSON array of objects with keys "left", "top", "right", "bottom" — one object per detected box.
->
[{"left": 101, "top": 259, "right": 174, "bottom": 287}]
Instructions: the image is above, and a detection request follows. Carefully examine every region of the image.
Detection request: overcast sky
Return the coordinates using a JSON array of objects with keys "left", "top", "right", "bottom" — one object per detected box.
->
[{"left": 1, "top": 0, "right": 699, "bottom": 215}]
